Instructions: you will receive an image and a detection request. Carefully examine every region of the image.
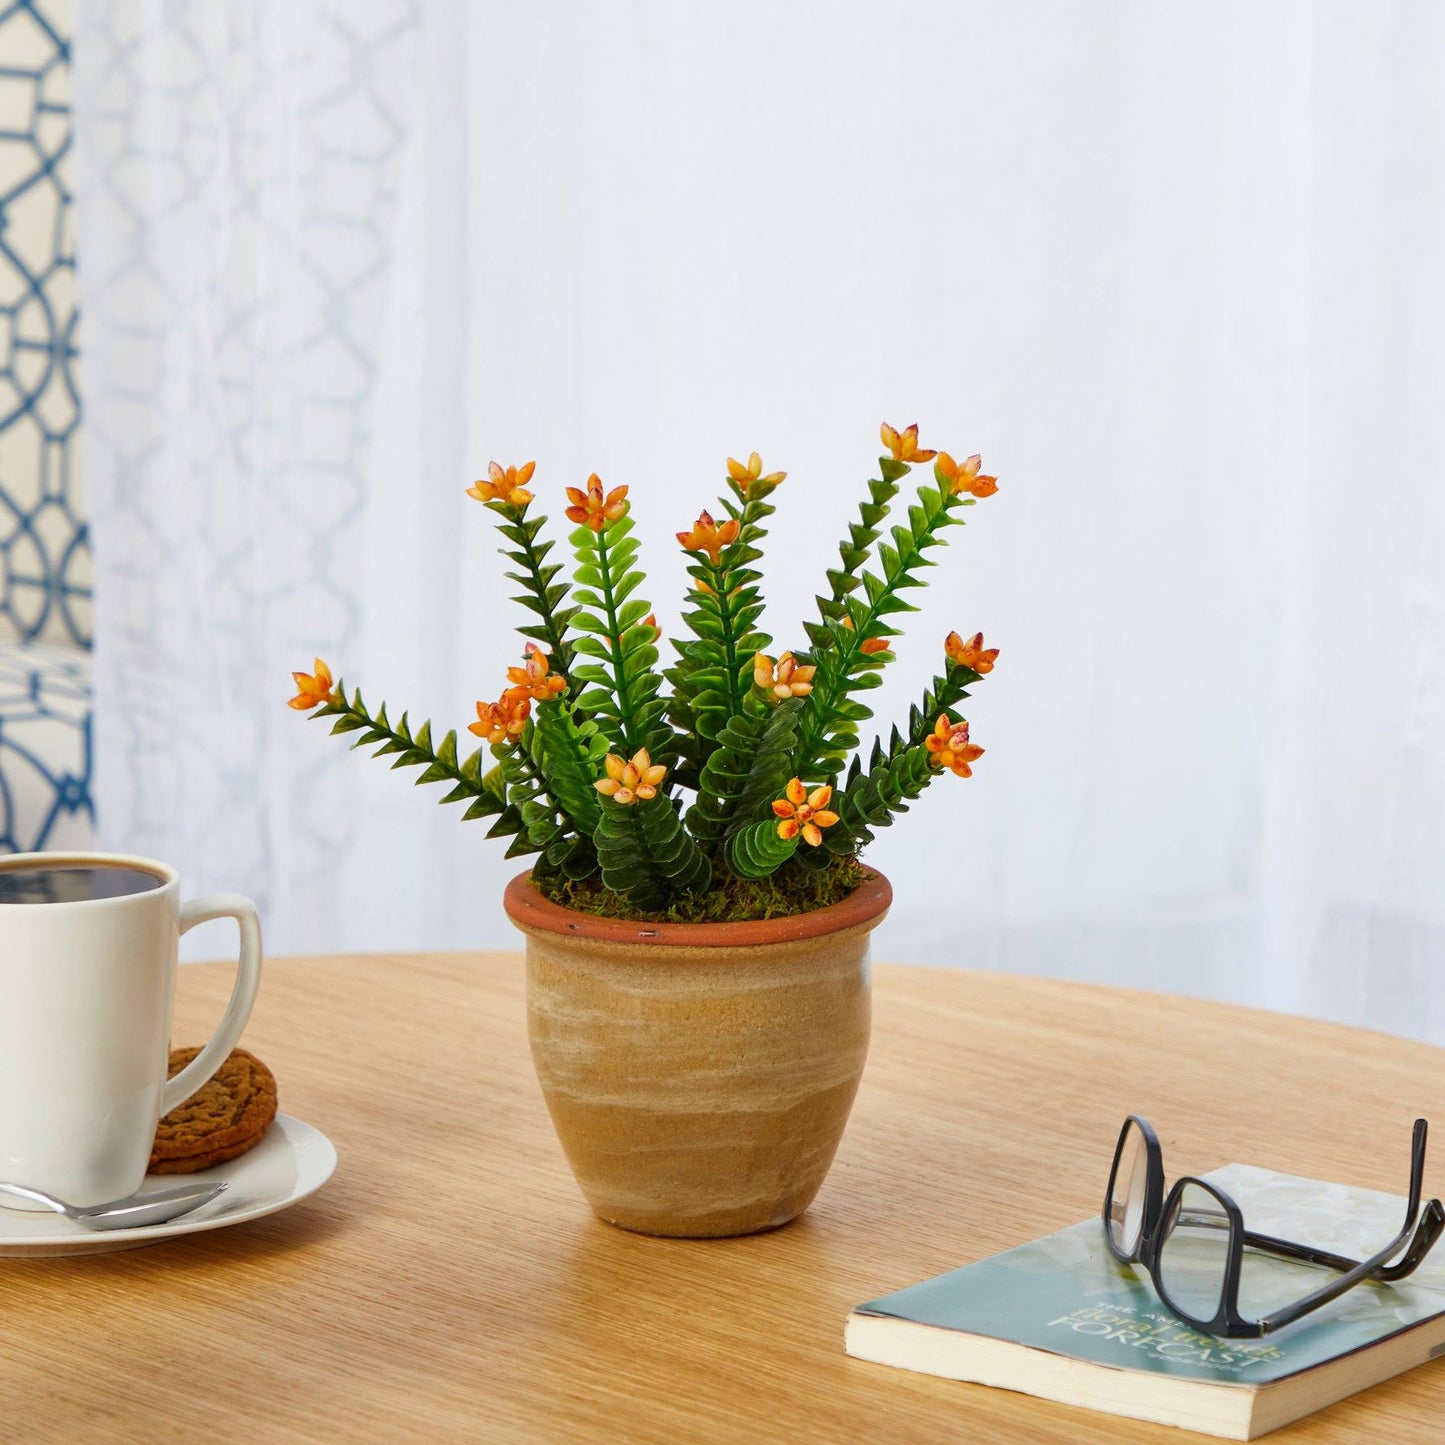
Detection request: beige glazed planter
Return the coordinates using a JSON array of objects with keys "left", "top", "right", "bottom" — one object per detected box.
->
[{"left": 504, "top": 870, "right": 890, "bottom": 1238}]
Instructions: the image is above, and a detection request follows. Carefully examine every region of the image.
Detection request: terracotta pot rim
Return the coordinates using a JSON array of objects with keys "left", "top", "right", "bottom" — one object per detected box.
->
[{"left": 503, "top": 868, "right": 892, "bottom": 948}]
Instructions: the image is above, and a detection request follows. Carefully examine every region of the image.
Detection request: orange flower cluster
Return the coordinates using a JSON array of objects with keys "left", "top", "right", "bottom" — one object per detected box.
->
[
  {"left": 288, "top": 658, "right": 336, "bottom": 710},
  {"left": 935, "top": 452, "right": 998, "bottom": 498},
  {"left": 594, "top": 748, "right": 668, "bottom": 805},
  {"left": 468, "top": 645, "right": 565, "bottom": 747},
  {"left": 880, "top": 422, "right": 936, "bottom": 464},
  {"left": 506, "top": 645, "right": 567, "bottom": 702},
  {"left": 772, "top": 778, "right": 840, "bottom": 847},
  {"left": 753, "top": 651, "right": 815, "bottom": 699},
  {"left": 676, "top": 510, "right": 740, "bottom": 564},
  {"left": 925, "top": 715, "right": 984, "bottom": 778},
  {"left": 469, "top": 692, "right": 531, "bottom": 746},
  {"left": 945, "top": 630, "right": 999, "bottom": 674},
  {"left": 565, "top": 474, "right": 629, "bottom": 532},
  {"left": 467, "top": 460, "right": 535, "bottom": 509},
  {"left": 726, "top": 452, "right": 787, "bottom": 489}
]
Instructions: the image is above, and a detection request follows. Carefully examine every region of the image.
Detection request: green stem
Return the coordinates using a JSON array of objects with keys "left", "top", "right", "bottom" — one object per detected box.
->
[
  {"left": 314, "top": 683, "right": 533, "bottom": 846},
  {"left": 698, "top": 554, "right": 747, "bottom": 718},
  {"left": 804, "top": 459, "right": 905, "bottom": 652},
  {"left": 506, "top": 512, "right": 575, "bottom": 675},
  {"left": 795, "top": 489, "right": 965, "bottom": 778},
  {"left": 510, "top": 731, "right": 551, "bottom": 797},
  {"left": 594, "top": 525, "right": 643, "bottom": 753}
]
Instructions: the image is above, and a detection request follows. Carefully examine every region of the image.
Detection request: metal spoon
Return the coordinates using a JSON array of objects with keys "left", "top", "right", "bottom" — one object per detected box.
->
[{"left": 0, "top": 1179, "right": 227, "bottom": 1230}]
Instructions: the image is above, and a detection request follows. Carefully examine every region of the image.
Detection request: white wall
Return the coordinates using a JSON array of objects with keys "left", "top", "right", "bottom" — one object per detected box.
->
[{"left": 79, "top": 2, "right": 1445, "bottom": 1040}]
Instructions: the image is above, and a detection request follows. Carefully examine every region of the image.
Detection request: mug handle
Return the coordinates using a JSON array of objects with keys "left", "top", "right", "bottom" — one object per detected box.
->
[{"left": 160, "top": 894, "right": 264, "bottom": 1117}]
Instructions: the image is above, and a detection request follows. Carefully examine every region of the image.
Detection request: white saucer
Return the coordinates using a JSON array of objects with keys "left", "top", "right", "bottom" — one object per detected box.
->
[{"left": 0, "top": 1114, "right": 337, "bottom": 1258}]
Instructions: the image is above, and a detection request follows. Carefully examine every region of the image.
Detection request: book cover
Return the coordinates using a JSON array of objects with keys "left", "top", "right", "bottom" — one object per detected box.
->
[{"left": 846, "top": 1165, "right": 1445, "bottom": 1438}]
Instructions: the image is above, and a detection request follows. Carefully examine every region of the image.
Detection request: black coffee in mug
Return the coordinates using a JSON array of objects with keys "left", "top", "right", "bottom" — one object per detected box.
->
[{"left": 0, "top": 864, "right": 165, "bottom": 906}]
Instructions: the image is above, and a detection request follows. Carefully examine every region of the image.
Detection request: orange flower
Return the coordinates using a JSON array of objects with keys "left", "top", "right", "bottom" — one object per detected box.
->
[
  {"left": 642, "top": 612, "right": 657, "bottom": 633},
  {"left": 772, "top": 778, "right": 840, "bottom": 847},
  {"left": 945, "top": 630, "right": 999, "bottom": 675},
  {"left": 505, "top": 643, "right": 567, "bottom": 701},
  {"left": 565, "top": 473, "right": 629, "bottom": 531},
  {"left": 725, "top": 452, "right": 787, "bottom": 488},
  {"left": 676, "top": 509, "right": 741, "bottom": 563},
  {"left": 468, "top": 691, "right": 531, "bottom": 745},
  {"left": 594, "top": 748, "right": 668, "bottom": 805},
  {"left": 880, "top": 422, "right": 936, "bottom": 465},
  {"left": 935, "top": 452, "right": 998, "bottom": 498},
  {"left": 925, "top": 714, "right": 985, "bottom": 778},
  {"left": 467, "top": 460, "right": 536, "bottom": 508},
  {"left": 289, "top": 658, "right": 336, "bottom": 710},
  {"left": 753, "top": 651, "right": 816, "bottom": 699}
]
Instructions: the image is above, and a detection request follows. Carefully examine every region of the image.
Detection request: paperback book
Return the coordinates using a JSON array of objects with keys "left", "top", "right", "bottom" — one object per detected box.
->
[{"left": 846, "top": 1165, "right": 1445, "bottom": 1439}]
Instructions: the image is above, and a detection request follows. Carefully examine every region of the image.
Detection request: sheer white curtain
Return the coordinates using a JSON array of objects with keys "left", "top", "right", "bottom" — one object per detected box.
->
[{"left": 76, "top": 1, "right": 1445, "bottom": 1041}]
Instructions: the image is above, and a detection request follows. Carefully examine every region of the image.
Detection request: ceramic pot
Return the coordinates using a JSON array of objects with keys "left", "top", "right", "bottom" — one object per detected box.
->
[{"left": 503, "top": 870, "right": 890, "bottom": 1238}]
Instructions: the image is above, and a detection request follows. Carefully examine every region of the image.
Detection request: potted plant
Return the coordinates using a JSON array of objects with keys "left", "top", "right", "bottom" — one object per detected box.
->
[{"left": 289, "top": 422, "right": 1000, "bottom": 1237}]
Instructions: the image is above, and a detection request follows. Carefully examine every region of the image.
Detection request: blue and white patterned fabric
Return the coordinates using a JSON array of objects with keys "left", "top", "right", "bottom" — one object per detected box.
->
[
  {"left": 0, "top": 637, "right": 91, "bottom": 849},
  {"left": 0, "top": 0, "right": 93, "bottom": 852}
]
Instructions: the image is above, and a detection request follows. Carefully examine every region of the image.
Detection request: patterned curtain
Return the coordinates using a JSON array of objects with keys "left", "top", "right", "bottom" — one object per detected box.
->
[
  {"left": 0, "top": 0, "right": 92, "bottom": 851},
  {"left": 72, "top": 2, "right": 428, "bottom": 946}
]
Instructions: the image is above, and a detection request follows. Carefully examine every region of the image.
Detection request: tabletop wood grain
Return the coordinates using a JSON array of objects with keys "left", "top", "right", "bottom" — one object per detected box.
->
[{"left": 3, "top": 952, "right": 1442, "bottom": 1444}]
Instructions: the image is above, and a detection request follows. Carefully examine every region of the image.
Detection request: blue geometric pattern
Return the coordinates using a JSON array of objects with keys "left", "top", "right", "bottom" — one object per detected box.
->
[
  {"left": 0, "top": 0, "right": 91, "bottom": 854},
  {"left": 0, "top": 636, "right": 91, "bottom": 849},
  {"left": 0, "top": 0, "right": 89, "bottom": 649}
]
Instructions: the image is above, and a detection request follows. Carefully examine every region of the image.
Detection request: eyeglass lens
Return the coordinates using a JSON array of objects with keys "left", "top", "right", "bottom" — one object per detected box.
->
[
  {"left": 1158, "top": 1181, "right": 1231, "bottom": 1322},
  {"left": 1108, "top": 1119, "right": 1149, "bottom": 1254}
]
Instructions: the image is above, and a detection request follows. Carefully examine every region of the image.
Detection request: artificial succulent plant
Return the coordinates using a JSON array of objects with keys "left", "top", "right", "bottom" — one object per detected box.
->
[{"left": 289, "top": 423, "right": 1000, "bottom": 920}]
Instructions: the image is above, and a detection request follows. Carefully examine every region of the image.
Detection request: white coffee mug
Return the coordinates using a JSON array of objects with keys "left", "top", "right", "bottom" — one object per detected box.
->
[{"left": 0, "top": 851, "right": 263, "bottom": 1208}]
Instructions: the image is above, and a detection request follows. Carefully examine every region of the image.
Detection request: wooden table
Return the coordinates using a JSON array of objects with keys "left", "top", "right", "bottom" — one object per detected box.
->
[{"left": 4, "top": 953, "right": 1443, "bottom": 1443}]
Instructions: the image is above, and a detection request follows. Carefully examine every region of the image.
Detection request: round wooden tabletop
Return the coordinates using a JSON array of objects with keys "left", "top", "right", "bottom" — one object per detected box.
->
[{"left": 3, "top": 953, "right": 1442, "bottom": 1442}]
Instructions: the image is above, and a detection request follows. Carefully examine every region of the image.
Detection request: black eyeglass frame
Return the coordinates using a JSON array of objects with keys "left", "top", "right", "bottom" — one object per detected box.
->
[{"left": 1102, "top": 1115, "right": 1445, "bottom": 1339}]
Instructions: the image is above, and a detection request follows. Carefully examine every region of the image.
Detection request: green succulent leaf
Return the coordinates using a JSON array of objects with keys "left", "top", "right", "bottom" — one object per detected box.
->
[
  {"left": 594, "top": 794, "right": 713, "bottom": 910},
  {"left": 826, "top": 744, "right": 938, "bottom": 857},
  {"left": 567, "top": 512, "right": 672, "bottom": 763},
  {"left": 801, "top": 456, "right": 907, "bottom": 655},
  {"left": 725, "top": 818, "right": 799, "bottom": 878},
  {"left": 685, "top": 696, "right": 804, "bottom": 851},
  {"left": 824, "top": 652, "right": 988, "bottom": 853},
  {"left": 529, "top": 694, "right": 608, "bottom": 840},
  {"left": 310, "top": 680, "right": 538, "bottom": 854},
  {"left": 667, "top": 472, "right": 780, "bottom": 785},
  {"left": 795, "top": 469, "right": 972, "bottom": 781},
  {"left": 494, "top": 714, "right": 601, "bottom": 883},
  {"left": 479, "top": 499, "right": 580, "bottom": 683}
]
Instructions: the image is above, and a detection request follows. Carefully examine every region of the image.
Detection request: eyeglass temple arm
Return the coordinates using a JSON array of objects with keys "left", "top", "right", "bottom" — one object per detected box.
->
[
  {"left": 1179, "top": 1207, "right": 1437, "bottom": 1278},
  {"left": 1241, "top": 1198, "right": 1445, "bottom": 1283},
  {"left": 1259, "top": 1119, "right": 1432, "bottom": 1336}
]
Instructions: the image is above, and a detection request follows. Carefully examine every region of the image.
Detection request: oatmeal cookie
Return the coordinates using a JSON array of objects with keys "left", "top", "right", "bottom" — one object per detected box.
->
[{"left": 148, "top": 1046, "right": 278, "bottom": 1174}]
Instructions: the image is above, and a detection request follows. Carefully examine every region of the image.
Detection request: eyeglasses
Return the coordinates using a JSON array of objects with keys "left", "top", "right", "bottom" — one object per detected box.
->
[{"left": 1102, "top": 1115, "right": 1445, "bottom": 1338}]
